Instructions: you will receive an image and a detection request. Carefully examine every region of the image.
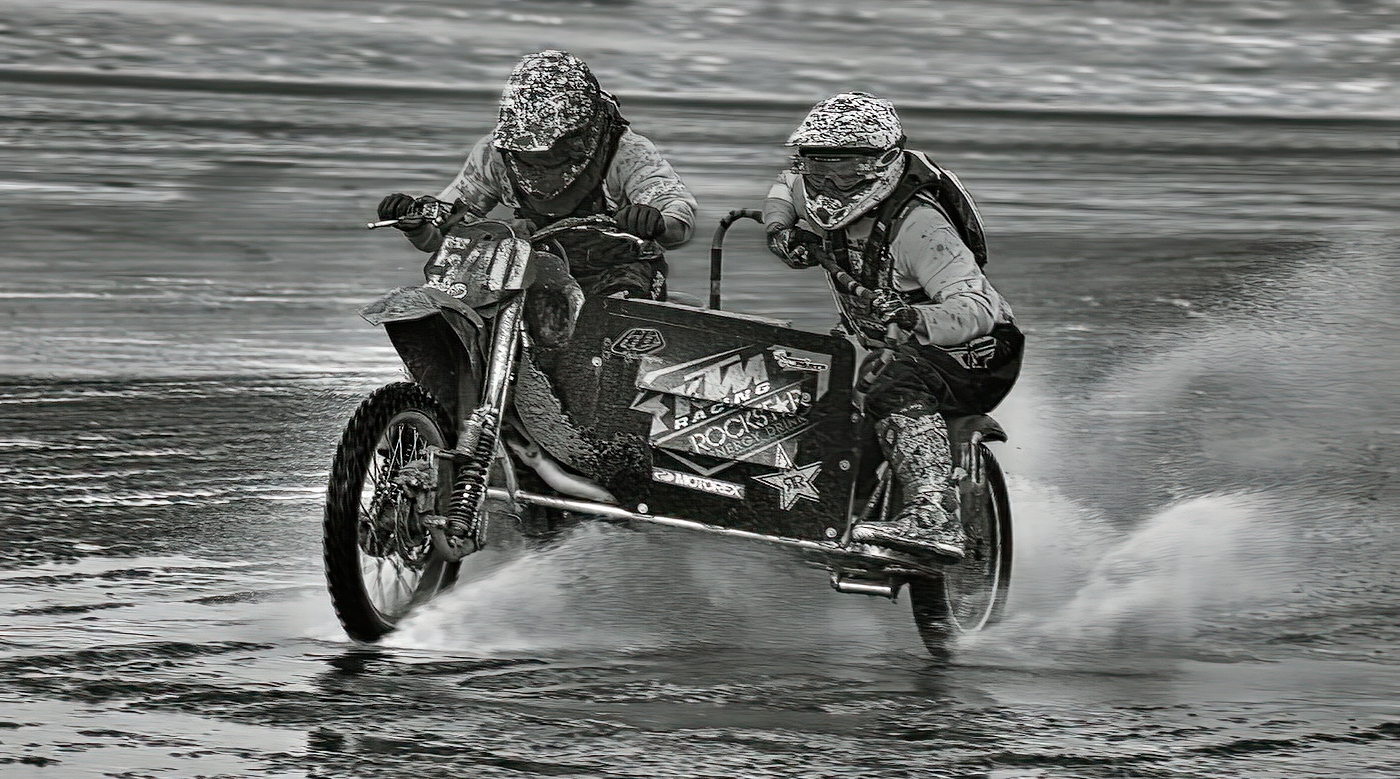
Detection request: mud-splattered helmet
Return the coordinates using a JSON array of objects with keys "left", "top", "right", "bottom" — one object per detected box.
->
[
  {"left": 493, "top": 50, "right": 613, "bottom": 199},
  {"left": 786, "top": 92, "right": 906, "bottom": 230}
]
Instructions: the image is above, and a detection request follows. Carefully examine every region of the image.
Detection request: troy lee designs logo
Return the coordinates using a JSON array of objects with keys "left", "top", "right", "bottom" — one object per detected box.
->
[{"left": 609, "top": 327, "right": 666, "bottom": 358}]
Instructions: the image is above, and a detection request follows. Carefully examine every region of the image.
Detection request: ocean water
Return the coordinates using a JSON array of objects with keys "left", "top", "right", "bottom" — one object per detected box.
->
[{"left": 1, "top": 1, "right": 1398, "bottom": 776}]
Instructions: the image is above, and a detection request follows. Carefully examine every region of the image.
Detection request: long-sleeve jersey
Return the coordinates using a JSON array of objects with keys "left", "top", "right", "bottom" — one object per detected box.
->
[
  {"left": 765, "top": 172, "right": 1014, "bottom": 347},
  {"left": 436, "top": 129, "right": 698, "bottom": 248}
]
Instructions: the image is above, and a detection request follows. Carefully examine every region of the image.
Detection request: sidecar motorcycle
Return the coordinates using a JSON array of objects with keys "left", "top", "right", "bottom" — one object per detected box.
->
[{"left": 323, "top": 212, "right": 1012, "bottom": 657}]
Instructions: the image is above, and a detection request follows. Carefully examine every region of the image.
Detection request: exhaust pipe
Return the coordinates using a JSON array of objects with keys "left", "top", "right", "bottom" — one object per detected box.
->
[{"left": 504, "top": 436, "right": 618, "bottom": 505}]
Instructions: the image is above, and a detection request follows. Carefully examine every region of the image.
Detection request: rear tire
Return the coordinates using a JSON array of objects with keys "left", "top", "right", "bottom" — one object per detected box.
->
[
  {"left": 324, "top": 382, "right": 458, "bottom": 642},
  {"left": 908, "top": 444, "right": 1013, "bottom": 657}
]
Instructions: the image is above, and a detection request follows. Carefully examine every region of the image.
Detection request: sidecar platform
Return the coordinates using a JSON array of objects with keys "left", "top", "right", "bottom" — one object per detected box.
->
[{"left": 487, "top": 487, "right": 944, "bottom": 579}]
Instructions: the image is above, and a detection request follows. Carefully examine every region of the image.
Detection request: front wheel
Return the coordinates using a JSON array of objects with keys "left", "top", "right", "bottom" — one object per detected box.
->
[
  {"left": 324, "top": 382, "right": 458, "bottom": 642},
  {"left": 909, "top": 443, "right": 1013, "bottom": 657}
]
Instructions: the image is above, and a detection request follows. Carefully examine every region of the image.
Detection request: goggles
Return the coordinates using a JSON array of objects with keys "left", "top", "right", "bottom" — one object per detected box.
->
[
  {"left": 791, "top": 148, "right": 901, "bottom": 193},
  {"left": 512, "top": 126, "right": 595, "bottom": 168}
]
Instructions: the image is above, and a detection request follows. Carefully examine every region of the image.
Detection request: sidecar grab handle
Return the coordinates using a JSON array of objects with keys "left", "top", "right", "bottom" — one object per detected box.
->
[{"left": 710, "top": 209, "right": 763, "bottom": 310}]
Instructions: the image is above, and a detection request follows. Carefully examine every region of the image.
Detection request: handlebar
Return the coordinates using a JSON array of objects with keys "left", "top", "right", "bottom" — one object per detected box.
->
[
  {"left": 529, "top": 214, "right": 627, "bottom": 242},
  {"left": 365, "top": 198, "right": 457, "bottom": 231},
  {"left": 796, "top": 247, "right": 875, "bottom": 303},
  {"left": 710, "top": 209, "right": 763, "bottom": 309}
]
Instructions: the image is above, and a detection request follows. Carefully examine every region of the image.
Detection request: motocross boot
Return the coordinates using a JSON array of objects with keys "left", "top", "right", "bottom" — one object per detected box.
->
[{"left": 850, "top": 406, "right": 965, "bottom": 564}]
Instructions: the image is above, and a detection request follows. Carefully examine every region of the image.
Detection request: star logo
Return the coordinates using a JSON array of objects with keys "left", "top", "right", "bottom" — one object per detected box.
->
[{"left": 752, "top": 461, "right": 823, "bottom": 511}]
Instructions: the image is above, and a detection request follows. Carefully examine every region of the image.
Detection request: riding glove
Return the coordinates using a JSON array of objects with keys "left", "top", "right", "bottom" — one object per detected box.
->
[
  {"left": 614, "top": 203, "right": 667, "bottom": 240},
  {"left": 870, "top": 288, "right": 920, "bottom": 332},
  {"left": 766, "top": 226, "right": 821, "bottom": 269},
  {"left": 377, "top": 193, "right": 430, "bottom": 231}
]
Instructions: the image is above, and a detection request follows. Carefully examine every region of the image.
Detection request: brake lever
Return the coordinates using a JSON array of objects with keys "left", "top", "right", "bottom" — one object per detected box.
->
[{"left": 366, "top": 199, "right": 456, "bottom": 230}]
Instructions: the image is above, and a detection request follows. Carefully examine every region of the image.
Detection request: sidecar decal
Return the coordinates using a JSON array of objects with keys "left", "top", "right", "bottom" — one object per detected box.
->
[
  {"left": 660, "top": 449, "right": 736, "bottom": 477},
  {"left": 752, "top": 461, "right": 823, "bottom": 511},
  {"left": 631, "top": 390, "right": 815, "bottom": 466},
  {"left": 636, "top": 344, "right": 830, "bottom": 408},
  {"left": 608, "top": 327, "right": 666, "bottom": 358},
  {"left": 768, "top": 346, "right": 832, "bottom": 400},
  {"left": 771, "top": 347, "right": 828, "bottom": 373},
  {"left": 651, "top": 467, "right": 745, "bottom": 500}
]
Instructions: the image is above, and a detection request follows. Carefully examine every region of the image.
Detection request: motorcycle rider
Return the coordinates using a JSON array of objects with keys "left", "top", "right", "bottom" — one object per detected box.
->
[
  {"left": 377, "top": 50, "right": 697, "bottom": 300},
  {"left": 763, "top": 92, "right": 1023, "bottom": 563}
]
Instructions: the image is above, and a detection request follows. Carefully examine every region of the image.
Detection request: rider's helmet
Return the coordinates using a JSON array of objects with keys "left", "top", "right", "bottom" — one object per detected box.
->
[
  {"left": 786, "top": 92, "right": 906, "bottom": 231},
  {"left": 493, "top": 50, "right": 614, "bottom": 199}
]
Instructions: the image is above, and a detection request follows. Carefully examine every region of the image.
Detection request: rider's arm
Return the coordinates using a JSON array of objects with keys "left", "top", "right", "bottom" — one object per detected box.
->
[
  {"left": 609, "top": 130, "right": 697, "bottom": 249},
  {"left": 396, "top": 137, "right": 507, "bottom": 254},
  {"left": 890, "top": 206, "right": 1004, "bottom": 347},
  {"left": 436, "top": 136, "right": 505, "bottom": 217}
]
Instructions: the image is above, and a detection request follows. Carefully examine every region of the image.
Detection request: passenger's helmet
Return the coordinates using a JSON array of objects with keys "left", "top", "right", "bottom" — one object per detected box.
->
[
  {"left": 787, "top": 92, "right": 906, "bottom": 230},
  {"left": 493, "top": 50, "right": 612, "bottom": 199}
]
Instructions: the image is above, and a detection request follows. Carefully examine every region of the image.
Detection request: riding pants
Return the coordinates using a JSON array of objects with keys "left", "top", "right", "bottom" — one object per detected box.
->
[{"left": 863, "top": 322, "right": 1025, "bottom": 423}]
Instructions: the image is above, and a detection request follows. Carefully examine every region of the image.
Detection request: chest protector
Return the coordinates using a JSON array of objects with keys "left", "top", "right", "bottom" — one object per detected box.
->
[{"left": 812, "top": 151, "right": 988, "bottom": 343}]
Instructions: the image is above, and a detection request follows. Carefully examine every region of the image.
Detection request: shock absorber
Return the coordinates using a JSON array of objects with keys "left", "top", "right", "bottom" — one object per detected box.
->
[{"left": 444, "top": 408, "right": 500, "bottom": 549}]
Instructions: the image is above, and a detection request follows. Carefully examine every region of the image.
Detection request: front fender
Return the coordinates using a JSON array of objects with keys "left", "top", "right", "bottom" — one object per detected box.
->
[
  {"left": 360, "top": 286, "right": 487, "bottom": 421},
  {"left": 358, "top": 285, "right": 485, "bottom": 329}
]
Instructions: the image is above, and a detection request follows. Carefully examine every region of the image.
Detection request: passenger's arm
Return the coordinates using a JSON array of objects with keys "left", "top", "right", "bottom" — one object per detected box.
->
[
  {"left": 762, "top": 173, "right": 799, "bottom": 233},
  {"left": 762, "top": 173, "right": 822, "bottom": 267},
  {"left": 892, "top": 208, "right": 998, "bottom": 346}
]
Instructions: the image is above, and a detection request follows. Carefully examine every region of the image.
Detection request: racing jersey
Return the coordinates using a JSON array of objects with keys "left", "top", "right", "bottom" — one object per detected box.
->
[
  {"left": 766, "top": 172, "right": 1014, "bottom": 347},
  {"left": 437, "top": 129, "right": 698, "bottom": 247}
]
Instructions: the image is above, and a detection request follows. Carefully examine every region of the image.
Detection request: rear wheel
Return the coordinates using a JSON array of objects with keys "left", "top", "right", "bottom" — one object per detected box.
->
[
  {"left": 324, "top": 382, "right": 458, "bottom": 642},
  {"left": 909, "top": 444, "right": 1013, "bottom": 657}
]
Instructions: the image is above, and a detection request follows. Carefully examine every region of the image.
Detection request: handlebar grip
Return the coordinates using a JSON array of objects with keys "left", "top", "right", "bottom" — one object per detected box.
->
[{"left": 367, "top": 219, "right": 401, "bottom": 230}]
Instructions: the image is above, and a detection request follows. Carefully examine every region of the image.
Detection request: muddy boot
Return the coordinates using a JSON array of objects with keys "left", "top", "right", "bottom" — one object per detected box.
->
[{"left": 850, "top": 406, "right": 965, "bottom": 564}]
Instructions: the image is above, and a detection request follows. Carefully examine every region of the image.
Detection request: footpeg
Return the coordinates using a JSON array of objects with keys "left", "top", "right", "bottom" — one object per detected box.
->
[{"left": 830, "top": 573, "right": 899, "bottom": 600}]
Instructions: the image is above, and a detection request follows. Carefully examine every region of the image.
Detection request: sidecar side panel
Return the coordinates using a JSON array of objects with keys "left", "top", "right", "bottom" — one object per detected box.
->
[{"left": 549, "top": 297, "right": 859, "bottom": 541}]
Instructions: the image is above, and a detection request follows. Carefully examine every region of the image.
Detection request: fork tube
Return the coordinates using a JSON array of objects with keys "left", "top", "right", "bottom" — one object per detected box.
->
[
  {"left": 481, "top": 294, "right": 525, "bottom": 413},
  {"left": 444, "top": 293, "right": 525, "bottom": 550}
]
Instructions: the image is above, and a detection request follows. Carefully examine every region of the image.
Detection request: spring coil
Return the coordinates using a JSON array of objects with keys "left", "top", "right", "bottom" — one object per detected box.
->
[{"left": 445, "top": 411, "right": 500, "bottom": 547}]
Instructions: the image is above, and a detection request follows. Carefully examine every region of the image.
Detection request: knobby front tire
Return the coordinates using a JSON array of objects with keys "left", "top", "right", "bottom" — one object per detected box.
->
[{"left": 323, "top": 382, "right": 458, "bottom": 642}]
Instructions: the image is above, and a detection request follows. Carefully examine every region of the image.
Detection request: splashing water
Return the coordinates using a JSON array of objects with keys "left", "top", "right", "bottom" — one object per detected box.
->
[
  {"left": 387, "top": 522, "right": 932, "bottom": 660},
  {"left": 965, "top": 489, "right": 1299, "bottom": 670}
]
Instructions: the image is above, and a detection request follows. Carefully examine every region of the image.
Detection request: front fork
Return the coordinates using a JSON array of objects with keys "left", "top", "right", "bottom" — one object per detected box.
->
[{"left": 428, "top": 293, "right": 525, "bottom": 561}]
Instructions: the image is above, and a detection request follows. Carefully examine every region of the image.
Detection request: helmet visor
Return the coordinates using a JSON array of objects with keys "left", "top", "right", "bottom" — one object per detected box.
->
[{"left": 792, "top": 148, "right": 901, "bottom": 195}]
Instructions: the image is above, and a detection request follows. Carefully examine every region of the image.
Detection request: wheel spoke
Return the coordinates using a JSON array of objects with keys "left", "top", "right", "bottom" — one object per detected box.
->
[{"left": 337, "top": 402, "right": 454, "bottom": 628}]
